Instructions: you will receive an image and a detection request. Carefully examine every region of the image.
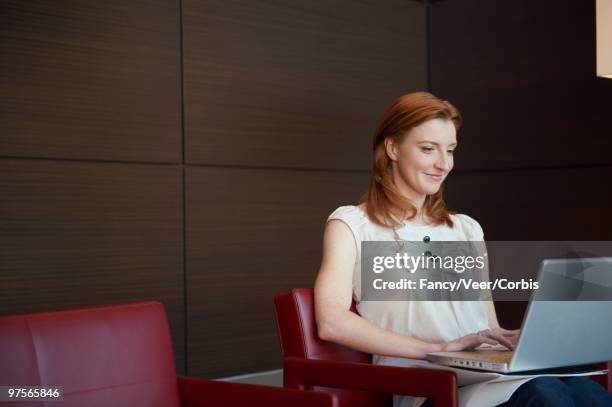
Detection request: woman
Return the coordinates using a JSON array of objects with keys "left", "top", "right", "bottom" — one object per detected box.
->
[{"left": 313, "top": 92, "right": 612, "bottom": 407}]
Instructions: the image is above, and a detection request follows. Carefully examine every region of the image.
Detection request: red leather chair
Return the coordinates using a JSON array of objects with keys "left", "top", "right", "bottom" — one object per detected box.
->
[
  {"left": 274, "top": 288, "right": 612, "bottom": 407},
  {"left": 0, "top": 301, "right": 337, "bottom": 407},
  {"left": 273, "top": 288, "right": 459, "bottom": 407}
]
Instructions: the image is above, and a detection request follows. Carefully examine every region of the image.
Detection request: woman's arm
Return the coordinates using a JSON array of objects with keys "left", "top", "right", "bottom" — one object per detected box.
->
[
  {"left": 314, "top": 219, "right": 499, "bottom": 359},
  {"left": 484, "top": 300, "right": 501, "bottom": 329},
  {"left": 480, "top": 252, "right": 521, "bottom": 349}
]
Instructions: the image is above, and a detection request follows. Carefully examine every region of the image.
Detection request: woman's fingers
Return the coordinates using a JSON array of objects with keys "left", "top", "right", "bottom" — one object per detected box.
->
[
  {"left": 471, "top": 332, "right": 498, "bottom": 347},
  {"left": 481, "top": 336, "right": 499, "bottom": 346},
  {"left": 481, "top": 330, "right": 514, "bottom": 350},
  {"left": 499, "top": 328, "right": 520, "bottom": 336},
  {"left": 494, "top": 328, "right": 520, "bottom": 348},
  {"left": 458, "top": 334, "right": 490, "bottom": 351},
  {"left": 446, "top": 329, "right": 519, "bottom": 352},
  {"left": 444, "top": 332, "right": 501, "bottom": 351}
]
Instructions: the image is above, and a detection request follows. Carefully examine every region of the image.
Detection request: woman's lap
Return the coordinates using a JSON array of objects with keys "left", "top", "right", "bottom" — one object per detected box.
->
[
  {"left": 419, "top": 376, "right": 611, "bottom": 407},
  {"left": 496, "top": 376, "right": 612, "bottom": 407}
]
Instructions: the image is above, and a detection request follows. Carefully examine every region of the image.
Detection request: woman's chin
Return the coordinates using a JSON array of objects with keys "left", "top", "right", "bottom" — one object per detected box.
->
[{"left": 419, "top": 182, "right": 442, "bottom": 193}]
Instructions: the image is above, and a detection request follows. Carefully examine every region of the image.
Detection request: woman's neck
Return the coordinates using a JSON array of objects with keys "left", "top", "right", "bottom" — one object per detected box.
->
[
  {"left": 408, "top": 210, "right": 431, "bottom": 226},
  {"left": 390, "top": 203, "right": 431, "bottom": 226}
]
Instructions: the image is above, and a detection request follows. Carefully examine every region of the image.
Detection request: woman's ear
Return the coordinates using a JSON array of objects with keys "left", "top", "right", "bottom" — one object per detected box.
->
[{"left": 384, "top": 137, "right": 399, "bottom": 161}]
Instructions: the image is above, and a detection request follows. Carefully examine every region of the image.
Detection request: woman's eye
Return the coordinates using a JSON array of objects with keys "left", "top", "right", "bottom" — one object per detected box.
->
[
  {"left": 421, "top": 147, "right": 435, "bottom": 153},
  {"left": 447, "top": 150, "right": 455, "bottom": 155}
]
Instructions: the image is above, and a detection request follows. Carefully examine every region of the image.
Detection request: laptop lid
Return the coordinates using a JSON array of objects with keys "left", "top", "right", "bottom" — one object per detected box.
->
[{"left": 509, "top": 257, "right": 612, "bottom": 372}]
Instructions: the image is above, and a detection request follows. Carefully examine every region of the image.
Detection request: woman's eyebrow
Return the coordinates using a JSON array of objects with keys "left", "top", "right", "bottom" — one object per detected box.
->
[{"left": 418, "top": 140, "right": 458, "bottom": 147}]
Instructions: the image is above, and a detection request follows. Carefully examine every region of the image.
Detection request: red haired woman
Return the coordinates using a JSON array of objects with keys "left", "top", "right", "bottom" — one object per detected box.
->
[{"left": 313, "top": 92, "right": 612, "bottom": 407}]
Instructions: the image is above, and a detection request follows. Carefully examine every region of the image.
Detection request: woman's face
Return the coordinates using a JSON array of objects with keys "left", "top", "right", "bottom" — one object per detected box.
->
[{"left": 385, "top": 118, "right": 457, "bottom": 198}]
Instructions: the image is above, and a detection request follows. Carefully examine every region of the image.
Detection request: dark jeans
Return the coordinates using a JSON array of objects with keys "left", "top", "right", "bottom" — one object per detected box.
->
[{"left": 421, "top": 376, "right": 612, "bottom": 407}]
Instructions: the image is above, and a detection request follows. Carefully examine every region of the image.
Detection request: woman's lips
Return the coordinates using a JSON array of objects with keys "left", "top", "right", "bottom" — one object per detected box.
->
[{"left": 425, "top": 173, "right": 444, "bottom": 182}]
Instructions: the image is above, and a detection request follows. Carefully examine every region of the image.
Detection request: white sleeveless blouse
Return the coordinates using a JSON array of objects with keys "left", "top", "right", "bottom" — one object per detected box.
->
[{"left": 327, "top": 205, "right": 491, "bottom": 407}]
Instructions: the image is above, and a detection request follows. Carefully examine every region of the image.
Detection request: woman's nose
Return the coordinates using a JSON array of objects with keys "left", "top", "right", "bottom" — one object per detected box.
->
[{"left": 435, "top": 154, "right": 451, "bottom": 171}]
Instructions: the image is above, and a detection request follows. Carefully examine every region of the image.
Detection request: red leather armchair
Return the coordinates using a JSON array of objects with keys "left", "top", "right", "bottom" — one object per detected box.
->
[
  {"left": 273, "top": 288, "right": 459, "bottom": 407},
  {"left": 0, "top": 301, "right": 337, "bottom": 407},
  {"left": 274, "top": 288, "right": 612, "bottom": 407}
]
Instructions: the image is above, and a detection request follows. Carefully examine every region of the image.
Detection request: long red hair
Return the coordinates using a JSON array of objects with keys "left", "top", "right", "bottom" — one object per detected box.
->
[{"left": 359, "top": 92, "right": 462, "bottom": 229}]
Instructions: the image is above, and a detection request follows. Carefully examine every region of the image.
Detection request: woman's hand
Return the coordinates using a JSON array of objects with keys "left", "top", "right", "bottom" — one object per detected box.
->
[
  {"left": 480, "top": 327, "right": 521, "bottom": 350},
  {"left": 441, "top": 331, "right": 500, "bottom": 352},
  {"left": 441, "top": 327, "right": 521, "bottom": 352}
]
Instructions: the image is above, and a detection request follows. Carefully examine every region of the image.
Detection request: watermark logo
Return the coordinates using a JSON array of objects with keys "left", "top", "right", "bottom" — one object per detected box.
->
[{"left": 361, "top": 241, "right": 612, "bottom": 301}]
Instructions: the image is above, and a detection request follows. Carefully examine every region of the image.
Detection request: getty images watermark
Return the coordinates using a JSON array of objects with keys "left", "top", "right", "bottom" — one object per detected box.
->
[{"left": 360, "top": 241, "right": 612, "bottom": 301}]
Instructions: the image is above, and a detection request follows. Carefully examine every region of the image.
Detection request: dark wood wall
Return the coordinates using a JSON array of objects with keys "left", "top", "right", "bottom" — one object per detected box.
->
[
  {"left": 1, "top": 0, "right": 610, "bottom": 378},
  {"left": 0, "top": 0, "right": 185, "bottom": 370},
  {"left": 182, "top": 0, "right": 425, "bottom": 377},
  {"left": 0, "top": 0, "right": 424, "bottom": 378},
  {"left": 431, "top": 0, "right": 612, "bottom": 328}
]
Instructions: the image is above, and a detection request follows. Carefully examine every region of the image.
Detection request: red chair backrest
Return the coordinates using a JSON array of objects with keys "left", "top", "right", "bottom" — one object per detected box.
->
[
  {"left": 0, "top": 301, "right": 182, "bottom": 407},
  {"left": 273, "top": 288, "right": 370, "bottom": 362},
  {"left": 273, "top": 288, "right": 390, "bottom": 407}
]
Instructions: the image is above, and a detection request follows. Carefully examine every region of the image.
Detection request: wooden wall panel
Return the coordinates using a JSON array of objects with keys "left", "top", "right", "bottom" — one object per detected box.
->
[
  {"left": 0, "top": 159, "right": 185, "bottom": 372},
  {"left": 0, "top": 0, "right": 181, "bottom": 163},
  {"left": 445, "top": 166, "right": 612, "bottom": 241},
  {"left": 429, "top": 0, "right": 612, "bottom": 171},
  {"left": 183, "top": 0, "right": 426, "bottom": 170},
  {"left": 444, "top": 166, "right": 612, "bottom": 328},
  {"left": 186, "top": 166, "right": 368, "bottom": 377},
  {"left": 431, "top": 0, "right": 612, "bottom": 328}
]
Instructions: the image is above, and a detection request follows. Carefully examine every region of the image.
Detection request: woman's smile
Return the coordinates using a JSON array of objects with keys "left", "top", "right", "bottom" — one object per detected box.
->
[{"left": 424, "top": 172, "right": 445, "bottom": 182}]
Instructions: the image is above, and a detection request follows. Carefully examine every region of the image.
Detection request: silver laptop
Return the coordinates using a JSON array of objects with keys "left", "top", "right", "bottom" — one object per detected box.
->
[{"left": 426, "top": 257, "right": 612, "bottom": 373}]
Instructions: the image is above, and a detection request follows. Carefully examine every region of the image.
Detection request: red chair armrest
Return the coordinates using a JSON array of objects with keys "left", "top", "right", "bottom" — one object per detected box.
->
[
  {"left": 177, "top": 375, "right": 337, "bottom": 407},
  {"left": 592, "top": 361, "right": 612, "bottom": 392},
  {"left": 284, "top": 357, "right": 458, "bottom": 407}
]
